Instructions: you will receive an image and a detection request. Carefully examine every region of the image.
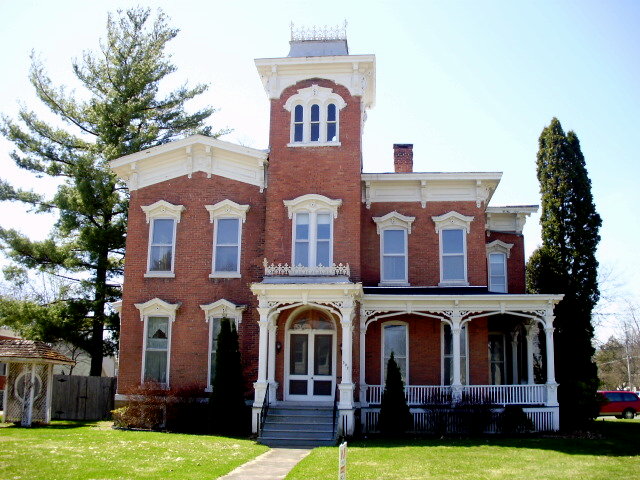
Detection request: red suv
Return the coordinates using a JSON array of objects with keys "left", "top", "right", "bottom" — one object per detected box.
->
[{"left": 598, "top": 391, "right": 640, "bottom": 419}]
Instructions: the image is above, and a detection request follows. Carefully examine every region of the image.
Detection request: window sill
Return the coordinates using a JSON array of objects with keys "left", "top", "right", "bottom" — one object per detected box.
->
[
  {"left": 378, "top": 281, "right": 410, "bottom": 287},
  {"left": 209, "top": 272, "right": 242, "bottom": 279},
  {"left": 144, "top": 272, "right": 175, "bottom": 278},
  {"left": 287, "top": 141, "right": 341, "bottom": 148},
  {"left": 438, "top": 281, "right": 469, "bottom": 287}
]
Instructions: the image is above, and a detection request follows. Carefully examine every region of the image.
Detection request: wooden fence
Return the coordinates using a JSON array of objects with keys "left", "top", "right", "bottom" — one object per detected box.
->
[{"left": 51, "top": 375, "right": 116, "bottom": 421}]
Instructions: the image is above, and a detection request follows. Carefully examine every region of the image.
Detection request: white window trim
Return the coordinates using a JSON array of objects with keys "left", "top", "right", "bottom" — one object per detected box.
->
[
  {"left": 381, "top": 321, "right": 409, "bottom": 385},
  {"left": 374, "top": 212, "right": 415, "bottom": 286},
  {"left": 433, "top": 211, "right": 474, "bottom": 286},
  {"left": 201, "top": 299, "right": 245, "bottom": 392},
  {"left": 440, "top": 322, "right": 469, "bottom": 386},
  {"left": 486, "top": 240, "right": 512, "bottom": 293},
  {"left": 284, "top": 84, "right": 346, "bottom": 147},
  {"left": 206, "top": 200, "right": 249, "bottom": 278},
  {"left": 142, "top": 200, "right": 185, "bottom": 278},
  {"left": 488, "top": 252, "right": 508, "bottom": 293},
  {"left": 135, "top": 298, "right": 180, "bottom": 388},
  {"left": 284, "top": 194, "right": 342, "bottom": 268}
]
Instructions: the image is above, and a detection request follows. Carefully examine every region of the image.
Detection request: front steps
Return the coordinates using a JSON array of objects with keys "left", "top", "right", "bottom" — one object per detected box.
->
[{"left": 258, "top": 404, "right": 337, "bottom": 448}]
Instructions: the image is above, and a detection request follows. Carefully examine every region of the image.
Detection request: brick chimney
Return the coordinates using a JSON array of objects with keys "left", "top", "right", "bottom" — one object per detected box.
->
[{"left": 393, "top": 144, "right": 413, "bottom": 173}]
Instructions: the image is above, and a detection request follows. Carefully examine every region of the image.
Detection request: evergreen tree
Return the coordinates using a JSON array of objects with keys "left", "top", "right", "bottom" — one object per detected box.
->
[
  {"left": 209, "top": 318, "right": 247, "bottom": 435},
  {"left": 378, "top": 352, "right": 412, "bottom": 436},
  {"left": 526, "top": 117, "right": 601, "bottom": 428},
  {"left": 0, "top": 8, "right": 224, "bottom": 374}
]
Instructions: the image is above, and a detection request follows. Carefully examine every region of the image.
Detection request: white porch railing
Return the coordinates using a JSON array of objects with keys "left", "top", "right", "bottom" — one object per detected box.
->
[
  {"left": 365, "top": 385, "right": 452, "bottom": 405},
  {"left": 461, "top": 385, "right": 546, "bottom": 405},
  {"left": 263, "top": 258, "right": 350, "bottom": 276},
  {"left": 364, "top": 384, "right": 546, "bottom": 406}
]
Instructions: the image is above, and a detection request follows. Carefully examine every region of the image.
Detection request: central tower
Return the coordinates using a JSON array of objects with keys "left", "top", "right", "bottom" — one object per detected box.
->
[{"left": 255, "top": 26, "right": 376, "bottom": 279}]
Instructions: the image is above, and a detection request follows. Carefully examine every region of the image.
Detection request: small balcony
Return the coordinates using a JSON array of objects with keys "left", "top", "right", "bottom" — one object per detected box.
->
[{"left": 263, "top": 259, "right": 350, "bottom": 277}]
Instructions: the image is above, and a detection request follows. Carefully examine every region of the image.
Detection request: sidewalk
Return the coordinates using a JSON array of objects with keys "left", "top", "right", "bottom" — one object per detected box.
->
[{"left": 218, "top": 448, "right": 311, "bottom": 480}]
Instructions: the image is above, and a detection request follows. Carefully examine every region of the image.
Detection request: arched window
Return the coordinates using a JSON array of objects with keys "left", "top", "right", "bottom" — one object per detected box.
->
[
  {"left": 284, "top": 85, "right": 346, "bottom": 146},
  {"left": 293, "top": 105, "right": 304, "bottom": 142},
  {"left": 327, "top": 103, "right": 337, "bottom": 141}
]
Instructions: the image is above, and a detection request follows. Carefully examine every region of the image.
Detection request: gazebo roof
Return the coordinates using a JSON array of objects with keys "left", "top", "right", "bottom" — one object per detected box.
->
[{"left": 0, "top": 339, "right": 75, "bottom": 365}]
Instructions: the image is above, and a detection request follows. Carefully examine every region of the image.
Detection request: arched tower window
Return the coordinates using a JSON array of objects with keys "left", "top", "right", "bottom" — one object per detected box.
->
[{"left": 284, "top": 85, "right": 346, "bottom": 146}]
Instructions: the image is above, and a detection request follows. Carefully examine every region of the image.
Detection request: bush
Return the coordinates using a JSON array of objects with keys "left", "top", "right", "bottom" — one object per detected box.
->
[
  {"left": 113, "top": 383, "right": 209, "bottom": 433},
  {"left": 378, "top": 353, "right": 412, "bottom": 436},
  {"left": 500, "top": 405, "right": 533, "bottom": 435}
]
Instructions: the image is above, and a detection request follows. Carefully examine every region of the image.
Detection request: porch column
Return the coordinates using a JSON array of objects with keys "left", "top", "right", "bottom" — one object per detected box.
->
[
  {"left": 544, "top": 315, "right": 559, "bottom": 408},
  {"left": 338, "top": 301, "right": 355, "bottom": 435},
  {"left": 359, "top": 316, "right": 367, "bottom": 406},
  {"left": 267, "top": 318, "right": 278, "bottom": 402},
  {"left": 525, "top": 323, "right": 537, "bottom": 385},
  {"left": 450, "top": 313, "right": 463, "bottom": 403},
  {"left": 511, "top": 330, "right": 520, "bottom": 384},
  {"left": 252, "top": 307, "right": 270, "bottom": 433}
]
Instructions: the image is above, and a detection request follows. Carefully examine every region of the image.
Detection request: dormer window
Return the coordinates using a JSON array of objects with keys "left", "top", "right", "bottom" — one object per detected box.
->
[{"left": 284, "top": 85, "right": 346, "bottom": 147}]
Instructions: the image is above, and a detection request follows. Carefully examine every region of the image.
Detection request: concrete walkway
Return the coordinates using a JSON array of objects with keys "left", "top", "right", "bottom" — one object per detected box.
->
[{"left": 218, "top": 448, "right": 311, "bottom": 480}]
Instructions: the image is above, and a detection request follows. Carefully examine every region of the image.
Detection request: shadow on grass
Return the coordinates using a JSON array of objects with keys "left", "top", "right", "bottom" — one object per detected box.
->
[
  {"left": 1, "top": 420, "right": 103, "bottom": 430},
  {"left": 350, "top": 419, "right": 640, "bottom": 458}
]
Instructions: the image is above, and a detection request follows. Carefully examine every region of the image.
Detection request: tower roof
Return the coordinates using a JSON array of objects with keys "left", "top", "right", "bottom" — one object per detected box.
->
[{"left": 288, "top": 23, "right": 349, "bottom": 57}]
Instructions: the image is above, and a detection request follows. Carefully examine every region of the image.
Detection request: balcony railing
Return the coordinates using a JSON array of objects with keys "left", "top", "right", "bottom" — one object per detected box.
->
[
  {"left": 263, "top": 258, "right": 350, "bottom": 277},
  {"left": 364, "top": 384, "right": 547, "bottom": 406}
]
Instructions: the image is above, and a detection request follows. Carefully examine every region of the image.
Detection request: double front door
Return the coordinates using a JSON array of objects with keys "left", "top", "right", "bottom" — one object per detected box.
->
[{"left": 286, "top": 329, "right": 336, "bottom": 401}]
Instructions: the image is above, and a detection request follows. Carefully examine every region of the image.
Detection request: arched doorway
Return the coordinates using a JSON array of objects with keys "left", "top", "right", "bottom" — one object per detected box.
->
[{"left": 285, "top": 309, "right": 336, "bottom": 402}]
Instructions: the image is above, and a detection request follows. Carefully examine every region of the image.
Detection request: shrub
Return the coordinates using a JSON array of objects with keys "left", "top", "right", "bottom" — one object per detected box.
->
[
  {"left": 500, "top": 405, "right": 534, "bottom": 435},
  {"left": 378, "top": 353, "right": 412, "bottom": 436}
]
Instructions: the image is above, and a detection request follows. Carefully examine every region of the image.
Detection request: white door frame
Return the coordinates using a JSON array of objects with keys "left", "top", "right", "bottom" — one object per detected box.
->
[{"left": 284, "top": 326, "right": 337, "bottom": 402}]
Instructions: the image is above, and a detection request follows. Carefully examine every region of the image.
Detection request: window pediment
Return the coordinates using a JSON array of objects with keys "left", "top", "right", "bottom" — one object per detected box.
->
[
  {"left": 141, "top": 200, "right": 185, "bottom": 223},
  {"left": 200, "top": 299, "right": 245, "bottom": 324},
  {"left": 283, "top": 194, "right": 342, "bottom": 219},
  {"left": 134, "top": 298, "right": 181, "bottom": 321},
  {"left": 205, "top": 199, "right": 250, "bottom": 223},
  {"left": 373, "top": 211, "right": 416, "bottom": 234},
  {"left": 486, "top": 240, "right": 514, "bottom": 258},
  {"left": 284, "top": 85, "right": 346, "bottom": 112},
  {"left": 432, "top": 211, "right": 474, "bottom": 233}
]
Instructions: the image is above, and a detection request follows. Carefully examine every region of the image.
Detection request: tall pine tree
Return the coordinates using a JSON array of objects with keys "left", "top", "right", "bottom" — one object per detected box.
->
[
  {"left": 526, "top": 117, "right": 601, "bottom": 428},
  {"left": 0, "top": 8, "right": 225, "bottom": 375}
]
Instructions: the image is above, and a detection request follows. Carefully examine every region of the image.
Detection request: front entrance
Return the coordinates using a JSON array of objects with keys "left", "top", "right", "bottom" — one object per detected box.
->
[{"left": 285, "top": 309, "right": 336, "bottom": 401}]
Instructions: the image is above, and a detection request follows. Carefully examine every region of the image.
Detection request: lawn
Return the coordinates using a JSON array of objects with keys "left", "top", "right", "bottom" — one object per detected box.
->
[
  {"left": 0, "top": 420, "right": 268, "bottom": 480},
  {"left": 286, "top": 418, "right": 640, "bottom": 480}
]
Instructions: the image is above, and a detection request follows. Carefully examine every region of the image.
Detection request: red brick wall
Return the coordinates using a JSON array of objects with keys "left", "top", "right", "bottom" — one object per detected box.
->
[
  {"left": 265, "top": 79, "right": 363, "bottom": 280},
  {"left": 486, "top": 232, "right": 526, "bottom": 293},
  {"left": 117, "top": 171, "right": 265, "bottom": 394},
  {"left": 361, "top": 201, "right": 488, "bottom": 286}
]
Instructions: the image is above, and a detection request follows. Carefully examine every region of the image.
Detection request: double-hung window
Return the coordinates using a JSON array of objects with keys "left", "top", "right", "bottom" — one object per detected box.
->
[
  {"left": 382, "top": 229, "right": 407, "bottom": 283},
  {"left": 135, "top": 298, "right": 180, "bottom": 387},
  {"left": 284, "top": 194, "right": 342, "bottom": 269},
  {"left": 373, "top": 211, "right": 415, "bottom": 286},
  {"left": 206, "top": 200, "right": 250, "bottom": 278},
  {"left": 382, "top": 322, "right": 408, "bottom": 382},
  {"left": 294, "top": 212, "right": 332, "bottom": 267},
  {"left": 142, "top": 201, "right": 185, "bottom": 278},
  {"left": 432, "top": 211, "right": 474, "bottom": 286},
  {"left": 486, "top": 240, "right": 513, "bottom": 293},
  {"left": 284, "top": 85, "right": 346, "bottom": 146},
  {"left": 489, "top": 333, "right": 506, "bottom": 385}
]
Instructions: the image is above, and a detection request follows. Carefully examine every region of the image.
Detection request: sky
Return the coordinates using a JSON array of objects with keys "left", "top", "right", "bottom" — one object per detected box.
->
[{"left": 0, "top": 0, "right": 638, "bottom": 341}]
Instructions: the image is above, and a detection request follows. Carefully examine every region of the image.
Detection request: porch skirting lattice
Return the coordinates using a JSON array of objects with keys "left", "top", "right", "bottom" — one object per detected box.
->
[{"left": 361, "top": 406, "right": 559, "bottom": 434}]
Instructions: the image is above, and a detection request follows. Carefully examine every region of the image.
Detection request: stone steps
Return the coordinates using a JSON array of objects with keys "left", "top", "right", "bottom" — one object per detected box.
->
[{"left": 258, "top": 405, "right": 337, "bottom": 448}]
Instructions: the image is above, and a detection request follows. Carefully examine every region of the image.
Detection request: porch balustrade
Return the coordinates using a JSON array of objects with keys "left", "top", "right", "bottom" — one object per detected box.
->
[
  {"left": 263, "top": 258, "right": 350, "bottom": 276},
  {"left": 364, "top": 384, "right": 547, "bottom": 406}
]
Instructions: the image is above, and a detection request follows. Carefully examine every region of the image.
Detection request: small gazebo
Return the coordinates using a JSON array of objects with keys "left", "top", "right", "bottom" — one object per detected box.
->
[{"left": 0, "top": 339, "right": 75, "bottom": 426}]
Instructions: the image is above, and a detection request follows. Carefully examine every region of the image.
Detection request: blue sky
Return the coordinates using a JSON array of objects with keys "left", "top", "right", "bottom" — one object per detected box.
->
[{"left": 0, "top": 0, "right": 638, "bottom": 340}]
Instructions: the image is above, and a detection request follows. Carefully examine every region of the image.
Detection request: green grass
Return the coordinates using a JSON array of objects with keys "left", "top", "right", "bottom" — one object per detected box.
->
[
  {"left": 0, "top": 420, "right": 268, "bottom": 480},
  {"left": 286, "top": 418, "right": 640, "bottom": 480}
]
